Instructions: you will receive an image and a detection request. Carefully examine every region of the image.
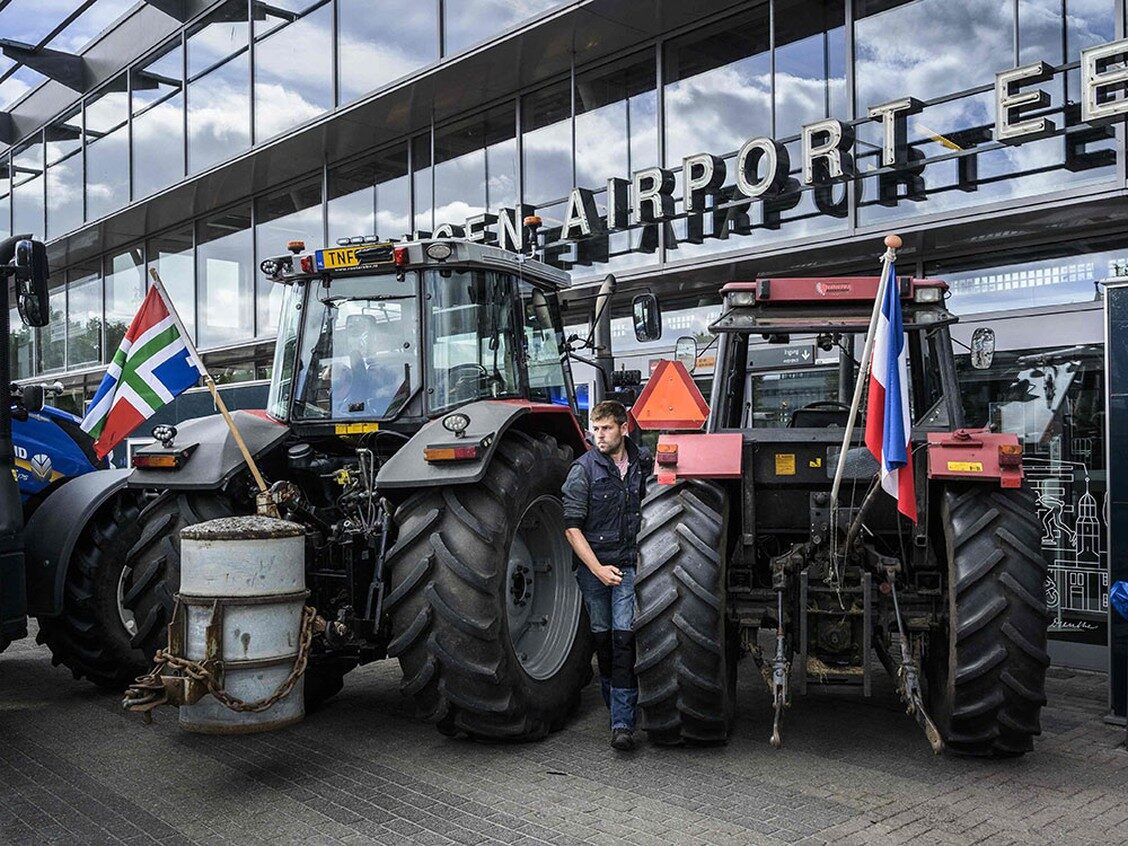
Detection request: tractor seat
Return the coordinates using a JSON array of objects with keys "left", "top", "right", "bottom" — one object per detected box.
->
[{"left": 789, "top": 401, "right": 852, "bottom": 428}]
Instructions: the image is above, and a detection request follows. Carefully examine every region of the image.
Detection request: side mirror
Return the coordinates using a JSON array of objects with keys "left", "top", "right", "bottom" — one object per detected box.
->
[
  {"left": 675, "top": 335, "right": 697, "bottom": 373},
  {"left": 21, "top": 384, "right": 44, "bottom": 413},
  {"left": 632, "top": 293, "right": 662, "bottom": 343},
  {"left": 970, "top": 327, "right": 996, "bottom": 370},
  {"left": 14, "top": 239, "right": 50, "bottom": 328}
]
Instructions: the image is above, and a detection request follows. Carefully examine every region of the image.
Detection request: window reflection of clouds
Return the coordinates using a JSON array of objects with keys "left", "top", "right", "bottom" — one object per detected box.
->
[
  {"left": 104, "top": 248, "right": 147, "bottom": 356},
  {"left": 254, "top": 4, "right": 333, "bottom": 141},
  {"left": 433, "top": 105, "right": 516, "bottom": 228},
  {"left": 188, "top": 55, "right": 251, "bottom": 175},
  {"left": 664, "top": 6, "right": 770, "bottom": 165},
  {"left": 255, "top": 178, "right": 323, "bottom": 335},
  {"left": 187, "top": 0, "right": 249, "bottom": 77},
  {"left": 443, "top": 0, "right": 565, "bottom": 55},
  {"left": 12, "top": 138, "right": 44, "bottom": 240},
  {"left": 197, "top": 206, "right": 254, "bottom": 348},
  {"left": 67, "top": 265, "right": 103, "bottom": 370},
  {"left": 523, "top": 81, "right": 572, "bottom": 206},
  {"left": 328, "top": 145, "right": 411, "bottom": 243},
  {"left": 337, "top": 0, "right": 439, "bottom": 105},
  {"left": 773, "top": 0, "right": 845, "bottom": 138},
  {"left": 148, "top": 228, "right": 196, "bottom": 340},
  {"left": 45, "top": 110, "right": 82, "bottom": 239},
  {"left": 132, "top": 44, "right": 185, "bottom": 200}
]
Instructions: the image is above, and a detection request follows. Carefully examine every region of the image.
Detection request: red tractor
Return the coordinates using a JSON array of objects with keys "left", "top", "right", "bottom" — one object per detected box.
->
[{"left": 631, "top": 241, "right": 1047, "bottom": 756}]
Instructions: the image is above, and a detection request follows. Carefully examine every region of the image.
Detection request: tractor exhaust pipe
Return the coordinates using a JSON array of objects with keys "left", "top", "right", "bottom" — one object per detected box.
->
[{"left": 591, "top": 274, "right": 616, "bottom": 406}]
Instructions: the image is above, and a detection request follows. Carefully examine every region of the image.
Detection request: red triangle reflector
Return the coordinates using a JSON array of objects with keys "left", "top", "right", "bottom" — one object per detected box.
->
[{"left": 630, "top": 360, "right": 709, "bottom": 431}]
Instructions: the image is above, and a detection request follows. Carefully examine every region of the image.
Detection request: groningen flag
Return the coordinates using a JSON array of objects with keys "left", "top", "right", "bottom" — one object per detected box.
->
[{"left": 81, "top": 284, "right": 205, "bottom": 459}]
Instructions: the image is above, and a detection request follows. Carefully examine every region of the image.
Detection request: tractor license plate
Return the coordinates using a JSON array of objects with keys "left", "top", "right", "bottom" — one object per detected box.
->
[
  {"left": 314, "top": 244, "right": 396, "bottom": 271},
  {"left": 315, "top": 247, "right": 363, "bottom": 270}
]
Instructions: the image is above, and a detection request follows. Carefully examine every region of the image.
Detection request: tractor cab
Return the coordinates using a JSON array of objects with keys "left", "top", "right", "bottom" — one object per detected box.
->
[
  {"left": 709, "top": 275, "right": 965, "bottom": 434},
  {"left": 261, "top": 238, "right": 578, "bottom": 433}
]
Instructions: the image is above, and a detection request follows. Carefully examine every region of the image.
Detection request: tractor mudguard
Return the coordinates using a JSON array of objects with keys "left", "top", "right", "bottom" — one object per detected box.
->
[
  {"left": 129, "top": 410, "right": 289, "bottom": 491},
  {"left": 23, "top": 468, "right": 131, "bottom": 618},
  {"left": 926, "top": 428, "right": 1023, "bottom": 489},
  {"left": 376, "top": 399, "right": 586, "bottom": 490}
]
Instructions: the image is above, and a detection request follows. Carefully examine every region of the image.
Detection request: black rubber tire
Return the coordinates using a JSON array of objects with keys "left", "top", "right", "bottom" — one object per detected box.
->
[
  {"left": 635, "top": 478, "right": 735, "bottom": 745},
  {"left": 121, "top": 491, "right": 236, "bottom": 660},
  {"left": 35, "top": 491, "right": 150, "bottom": 689},
  {"left": 384, "top": 430, "right": 590, "bottom": 741},
  {"left": 930, "top": 484, "right": 1049, "bottom": 757}
]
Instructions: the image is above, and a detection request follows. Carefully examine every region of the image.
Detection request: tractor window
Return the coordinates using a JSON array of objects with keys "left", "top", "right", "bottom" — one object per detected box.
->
[
  {"left": 266, "top": 282, "right": 302, "bottom": 419},
  {"left": 291, "top": 274, "right": 420, "bottom": 420},
  {"left": 520, "top": 282, "right": 573, "bottom": 409},
  {"left": 424, "top": 269, "right": 522, "bottom": 413}
]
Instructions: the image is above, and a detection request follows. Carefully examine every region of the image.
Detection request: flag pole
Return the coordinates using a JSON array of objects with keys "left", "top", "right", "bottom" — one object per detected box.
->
[
  {"left": 147, "top": 268, "right": 269, "bottom": 496},
  {"left": 828, "top": 234, "right": 901, "bottom": 542}
]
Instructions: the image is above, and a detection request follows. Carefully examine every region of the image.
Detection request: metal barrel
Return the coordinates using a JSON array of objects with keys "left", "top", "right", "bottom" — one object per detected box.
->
[{"left": 177, "top": 516, "right": 307, "bottom": 734}]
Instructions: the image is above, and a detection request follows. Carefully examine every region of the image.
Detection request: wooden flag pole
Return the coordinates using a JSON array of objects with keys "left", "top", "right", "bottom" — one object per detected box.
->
[{"left": 147, "top": 267, "right": 269, "bottom": 495}]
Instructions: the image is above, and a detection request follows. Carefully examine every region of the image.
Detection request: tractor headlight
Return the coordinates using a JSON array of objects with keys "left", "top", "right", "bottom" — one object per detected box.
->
[
  {"left": 426, "top": 242, "right": 454, "bottom": 261},
  {"left": 914, "top": 286, "right": 943, "bottom": 303},
  {"left": 727, "top": 291, "right": 756, "bottom": 307},
  {"left": 441, "top": 412, "right": 470, "bottom": 437}
]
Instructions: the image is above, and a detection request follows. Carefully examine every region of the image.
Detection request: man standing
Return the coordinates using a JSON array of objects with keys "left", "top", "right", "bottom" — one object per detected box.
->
[{"left": 562, "top": 400, "right": 651, "bottom": 750}]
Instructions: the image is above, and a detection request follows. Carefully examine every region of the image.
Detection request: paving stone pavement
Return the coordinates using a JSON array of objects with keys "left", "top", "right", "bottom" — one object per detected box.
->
[{"left": 1, "top": 623, "right": 1126, "bottom": 846}]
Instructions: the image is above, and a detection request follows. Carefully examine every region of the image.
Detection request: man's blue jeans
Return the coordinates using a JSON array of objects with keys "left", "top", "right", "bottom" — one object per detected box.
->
[{"left": 575, "top": 565, "right": 637, "bottom": 731}]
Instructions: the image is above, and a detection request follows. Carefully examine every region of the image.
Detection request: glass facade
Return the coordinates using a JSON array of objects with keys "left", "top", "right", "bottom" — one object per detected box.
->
[{"left": 2, "top": 0, "right": 1124, "bottom": 377}]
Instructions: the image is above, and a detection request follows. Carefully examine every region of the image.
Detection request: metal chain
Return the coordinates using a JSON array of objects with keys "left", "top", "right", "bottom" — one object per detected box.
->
[{"left": 124, "top": 605, "right": 317, "bottom": 717}]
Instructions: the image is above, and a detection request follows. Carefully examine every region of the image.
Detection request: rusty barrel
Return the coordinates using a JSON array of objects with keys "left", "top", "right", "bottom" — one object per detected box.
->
[{"left": 177, "top": 516, "right": 307, "bottom": 734}]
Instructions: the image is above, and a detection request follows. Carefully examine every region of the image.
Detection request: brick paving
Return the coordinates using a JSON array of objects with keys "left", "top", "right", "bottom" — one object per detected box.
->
[{"left": 2, "top": 623, "right": 1126, "bottom": 846}]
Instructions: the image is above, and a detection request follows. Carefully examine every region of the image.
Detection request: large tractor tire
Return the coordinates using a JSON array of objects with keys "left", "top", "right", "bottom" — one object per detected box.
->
[
  {"left": 930, "top": 484, "right": 1049, "bottom": 757},
  {"left": 635, "top": 478, "right": 735, "bottom": 745},
  {"left": 385, "top": 430, "right": 590, "bottom": 741},
  {"left": 35, "top": 491, "right": 150, "bottom": 689},
  {"left": 121, "top": 491, "right": 237, "bottom": 659}
]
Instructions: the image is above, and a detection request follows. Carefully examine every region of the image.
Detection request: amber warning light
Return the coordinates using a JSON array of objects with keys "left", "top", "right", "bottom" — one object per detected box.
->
[{"left": 630, "top": 360, "right": 709, "bottom": 431}]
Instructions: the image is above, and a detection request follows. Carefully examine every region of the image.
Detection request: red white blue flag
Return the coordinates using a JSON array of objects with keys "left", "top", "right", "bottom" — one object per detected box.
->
[{"left": 864, "top": 263, "right": 917, "bottom": 523}]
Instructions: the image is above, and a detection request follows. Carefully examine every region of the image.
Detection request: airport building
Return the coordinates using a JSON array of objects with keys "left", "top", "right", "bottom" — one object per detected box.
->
[{"left": 1, "top": 0, "right": 1125, "bottom": 671}]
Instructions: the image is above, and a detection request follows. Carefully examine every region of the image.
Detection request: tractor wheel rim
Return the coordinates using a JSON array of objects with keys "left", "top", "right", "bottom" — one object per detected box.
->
[
  {"left": 505, "top": 495, "right": 580, "bottom": 681},
  {"left": 116, "top": 566, "right": 138, "bottom": 637}
]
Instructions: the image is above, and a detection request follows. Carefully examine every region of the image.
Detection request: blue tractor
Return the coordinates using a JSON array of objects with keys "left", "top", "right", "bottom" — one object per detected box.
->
[{"left": 2, "top": 237, "right": 150, "bottom": 688}]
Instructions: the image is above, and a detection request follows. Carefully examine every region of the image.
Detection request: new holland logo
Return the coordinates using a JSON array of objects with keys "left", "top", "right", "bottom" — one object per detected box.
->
[{"left": 30, "top": 453, "right": 53, "bottom": 481}]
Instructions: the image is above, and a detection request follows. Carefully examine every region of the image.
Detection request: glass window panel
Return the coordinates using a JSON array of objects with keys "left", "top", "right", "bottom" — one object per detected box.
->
[
  {"left": 85, "top": 76, "right": 130, "bottom": 222},
  {"left": 575, "top": 55, "right": 656, "bottom": 188},
  {"left": 443, "top": 0, "right": 564, "bottom": 54},
  {"left": 664, "top": 6, "right": 770, "bottom": 165},
  {"left": 929, "top": 242, "right": 1124, "bottom": 315},
  {"left": 188, "top": 0, "right": 250, "bottom": 77},
  {"left": 1019, "top": 0, "right": 1065, "bottom": 65},
  {"left": 774, "top": 0, "right": 846, "bottom": 138},
  {"left": 11, "top": 136, "right": 44, "bottom": 240},
  {"left": 132, "top": 43, "right": 185, "bottom": 199},
  {"left": 254, "top": 0, "right": 323, "bottom": 38},
  {"left": 338, "top": 0, "right": 439, "bottom": 105},
  {"left": 254, "top": 3, "right": 332, "bottom": 141},
  {"left": 8, "top": 298, "right": 34, "bottom": 379},
  {"left": 45, "top": 108, "right": 83, "bottom": 238},
  {"left": 412, "top": 133, "right": 433, "bottom": 233},
  {"left": 133, "top": 93, "right": 185, "bottom": 199},
  {"left": 522, "top": 81, "right": 571, "bottom": 206},
  {"left": 148, "top": 227, "right": 196, "bottom": 341},
  {"left": 104, "top": 247, "right": 146, "bottom": 357},
  {"left": 188, "top": 54, "right": 251, "bottom": 174},
  {"left": 197, "top": 205, "right": 254, "bottom": 348},
  {"left": 255, "top": 177, "right": 323, "bottom": 335},
  {"left": 132, "top": 42, "right": 183, "bottom": 115},
  {"left": 46, "top": 0, "right": 135, "bottom": 53},
  {"left": 328, "top": 144, "right": 411, "bottom": 243},
  {"left": 68, "top": 264, "right": 103, "bottom": 370},
  {"left": 39, "top": 274, "right": 66, "bottom": 374},
  {"left": 433, "top": 104, "right": 515, "bottom": 227}
]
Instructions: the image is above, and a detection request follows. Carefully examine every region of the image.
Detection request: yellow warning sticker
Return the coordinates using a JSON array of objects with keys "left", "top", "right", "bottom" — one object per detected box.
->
[
  {"left": 335, "top": 422, "right": 380, "bottom": 435},
  {"left": 947, "top": 461, "right": 983, "bottom": 472},
  {"left": 809, "top": 457, "right": 823, "bottom": 469},
  {"left": 775, "top": 453, "right": 796, "bottom": 475}
]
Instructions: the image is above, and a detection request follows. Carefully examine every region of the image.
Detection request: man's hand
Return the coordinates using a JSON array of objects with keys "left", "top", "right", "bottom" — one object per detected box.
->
[{"left": 591, "top": 563, "right": 623, "bottom": 587}]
